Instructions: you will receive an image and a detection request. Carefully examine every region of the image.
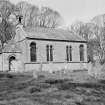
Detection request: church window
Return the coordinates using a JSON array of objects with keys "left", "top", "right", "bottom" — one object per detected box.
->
[
  {"left": 50, "top": 45, "right": 53, "bottom": 61},
  {"left": 69, "top": 46, "right": 72, "bottom": 61},
  {"left": 66, "top": 45, "right": 72, "bottom": 61},
  {"left": 66, "top": 46, "right": 69, "bottom": 61},
  {"left": 79, "top": 44, "right": 84, "bottom": 61},
  {"left": 30, "top": 42, "right": 37, "bottom": 62},
  {"left": 46, "top": 45, "right": 53, "bottom": 61},
  {"left": 46, "top": 45, "right": 49, "bottom": 61}
]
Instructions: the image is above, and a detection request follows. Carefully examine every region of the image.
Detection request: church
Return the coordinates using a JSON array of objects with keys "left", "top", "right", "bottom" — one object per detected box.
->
[{"left": 0, "top": 16, "right": 88, "bottom": 72}]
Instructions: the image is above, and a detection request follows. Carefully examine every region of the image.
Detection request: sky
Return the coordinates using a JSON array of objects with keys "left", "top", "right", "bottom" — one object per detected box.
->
[{"left": 9, "top": 0, "right": 105, "bottom": 26}]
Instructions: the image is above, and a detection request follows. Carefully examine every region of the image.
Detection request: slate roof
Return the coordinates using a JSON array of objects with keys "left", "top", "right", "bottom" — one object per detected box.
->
[
  {"left": 2, "top": 27, "right": 86, "bottom": 53},
  {"left": 23, "top": 27, "right": 86, "bottom": 42},
  {"left": 3, "top": 40, "right": 22, "bottom": 53}
]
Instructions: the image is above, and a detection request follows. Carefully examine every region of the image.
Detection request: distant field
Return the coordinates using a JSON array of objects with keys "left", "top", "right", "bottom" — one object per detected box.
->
[{"left": 0, "top": 71, "right": 105, "bottom": 105}]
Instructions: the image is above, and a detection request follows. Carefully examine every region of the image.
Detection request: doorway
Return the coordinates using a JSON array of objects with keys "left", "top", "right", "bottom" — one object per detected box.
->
[{"left": 9, "top": 56, "right": 16, "bottom": 71}]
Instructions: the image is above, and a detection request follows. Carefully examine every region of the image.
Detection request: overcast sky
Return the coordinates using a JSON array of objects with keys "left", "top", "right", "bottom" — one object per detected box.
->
[{"left": 10, "top": 0, "right": 105, "bottom": 26}]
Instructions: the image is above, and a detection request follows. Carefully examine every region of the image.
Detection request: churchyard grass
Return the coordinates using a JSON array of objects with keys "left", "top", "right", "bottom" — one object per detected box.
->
[{"left": 0, "top": 70, "right": 104, "bottom": 105}]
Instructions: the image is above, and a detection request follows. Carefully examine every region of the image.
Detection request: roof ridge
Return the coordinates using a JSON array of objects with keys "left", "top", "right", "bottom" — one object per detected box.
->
[{"left": 23, "top": 27, "right": 86, "bottom": 42}]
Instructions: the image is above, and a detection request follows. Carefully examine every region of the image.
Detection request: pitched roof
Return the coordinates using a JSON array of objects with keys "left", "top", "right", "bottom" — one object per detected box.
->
[
  {"left": 3, "top": 40, "right": 22, "bottom": 53},
  {"left": 23, "top": 27, "right": 86, "bottom": 42}
]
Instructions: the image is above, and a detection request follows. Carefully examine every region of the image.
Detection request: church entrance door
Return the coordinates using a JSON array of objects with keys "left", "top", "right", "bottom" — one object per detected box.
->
[{"left": 9, "top": 56, "right": 16, "bottom": 71}]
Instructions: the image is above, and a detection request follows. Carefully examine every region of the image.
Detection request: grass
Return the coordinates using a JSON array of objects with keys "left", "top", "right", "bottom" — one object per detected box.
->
[{"left": 0, "top": 71, "right": 105, "bottom": 105}]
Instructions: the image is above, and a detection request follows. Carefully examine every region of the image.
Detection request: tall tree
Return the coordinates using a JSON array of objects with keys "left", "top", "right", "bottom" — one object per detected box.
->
[
  {"left": 28, "top": 5, "right": 40, "bottom": 27},
  {"left": 70, "top": 21, "right": 98, "bottom": 62},
  {"left": 0, "top": 0, "right": 16, "bottom": 54},
  {"left": 70, "top": 21, "right": 94, "bottom": 41},
  {"left": 16, "top": 1, "right": 34, "bottom": 26},
  {"left": 0, "top": 18, "right": 15, "bottom": 48},
  {"left": 16, "top": 1, "right": 62, "bottom": 28},
  {"left": 39, "top": 7, "right": 62, "bottom": 28},
  {"left": 0, "top": 0, "right": 15, "bottom": 20}
]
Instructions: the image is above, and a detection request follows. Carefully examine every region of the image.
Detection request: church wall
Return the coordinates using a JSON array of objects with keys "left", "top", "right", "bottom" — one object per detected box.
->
[
  {"left": 26, "top": 39, "right": 87, "bottom": 63},
  {"left": 24, "top": 63, "right": 87, "bottom": 72},
  {"left": 1, "top": 53, "right": 22, "bottom": 71},
  {"left": 24, "top": 39, "right": 87, "bottom": 72},
  {"left": 0, "top": 54, "right": 2, "bottom": 71},
  {"left": 0, "top": 39, "right": 87, "bottom": 72},
  {"left": 0, "top": 23, "right": 88, "bottom": 72},
  {"left": 19, "top": 39, "right": 28, "bottom": 63}
]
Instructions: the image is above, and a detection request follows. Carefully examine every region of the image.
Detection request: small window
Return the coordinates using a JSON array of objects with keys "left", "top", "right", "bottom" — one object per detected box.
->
[
  {"left": 66, "top": 46, "right": 69, "bottom": 61},
  {"left": 46, "top": 45, "right": 50, "bottom": 61},
  {"left": 30, "top": 42, "right": 37, "bottom": 62},
  {"left": 46, "top": 45, "right": 53, "bottom": 62},
  {"left": 69, "top": 46, "right": 72, "bottom": 61},
  {"left": 50, "top": 45, "right": 53, "bottom": 61},
  {"left": 79, "top": 44, "right": 84, "bottom": 61},
  {"left": 66, "top": 45, "right": 72, "bottom": 61}
]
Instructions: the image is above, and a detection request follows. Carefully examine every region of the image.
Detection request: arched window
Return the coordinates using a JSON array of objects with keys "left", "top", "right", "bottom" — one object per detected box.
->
[
  {"left": 50, "top": 45, "right": 53, "bottom": 61},
  {"left": 46, "top": 45, "right": 49, "bottom": 61},
  {"left": 79, "top": 44, "right": 84, "bottom": 61},
  {"left": 30, "top": 42, "right": 37, "bottom": 62},
  {"left": 66, "top": 46, "right": 69, "bottom": 61},
  {"left": 9, "top": 56, "right": 16, "bottom": 71},
  {"left": 46, "top": 45, "right": 53, "bottom": 61},
  {"left": 66, "top": 45, "right": 72, "bottom": 61},
  {"left": 69, "top": 46, "right": 72, "bottom": 61}
]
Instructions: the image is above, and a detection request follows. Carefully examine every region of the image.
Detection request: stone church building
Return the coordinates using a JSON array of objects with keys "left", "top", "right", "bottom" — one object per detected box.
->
[{"left": 0, "top": 20, "right": 88, "bottom": 72}]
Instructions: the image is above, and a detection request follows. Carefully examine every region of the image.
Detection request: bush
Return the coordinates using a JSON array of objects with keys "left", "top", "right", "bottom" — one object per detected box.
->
[
  {"left": 6, "top": 73, "right": 14, "bottom": 78},
  {"left": 88, "top": 61, "right": 105, "bottom": 79},
  {"left": 45, "top": 79, "right": 68, "bottom": 85},
  {"left": 0, "top": 73, "right": 6, "bottom": 78},
  {"left": 100, "top": 59, "right": 105, "bottom": 65},
  {"left": 38, "top": 75, "right": 45, "bottom": 79},
  {"left": 0, "top": 72, "right": 14, "bottom": 79},
  {"left": 8, "top": 98, "right": 36, "bottom": 105},
  {"left": 15, "top": 83, "right": 28, "bottom": 90},
  {"left": 36, "top": 83, "right": 51, "bottom": 89},
  {"left": 29, "top": 86, "right": 41, "bottom": 93},
  {"left": 57, "top": 82, "right": 105, "bottom": 90},
  {"left": 57, "top": 82, "right": 75, "bottom": 90}
]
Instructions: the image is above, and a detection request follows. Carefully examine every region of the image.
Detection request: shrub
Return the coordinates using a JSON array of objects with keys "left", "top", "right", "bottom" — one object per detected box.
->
[
  {"left": 15, "top": 83, "right": 28, "bottom": 90},
  {"left": 45, "top": 79, "right": 67, "bottom": 85},
  {"left": 36, "top": 83, "right": 51, "bottom": 89},
  {"left": 100, "top": 58, "right": 105, "bottom": 65},
  {"left": 37, "top": 75, "right": 45, "bottom": 79},
  {"left": 29, "top": 86, "right": 41, "bottom": 93},
  {"left": 0, "top": 72, "right": 14, "bottom": 79},
  {"left": 6, "top": 73, "right": 14, "bottom": 78},
  {"left": 57, "top": 83, "right": 72, "bottom": 90},
  {"left": 8, "top": 98, "right": 36, "bottom": 105},
  {"left": 88, "top": 61, "right": 105, "bottom": 80},
  {"left": 0, "top": 73, "right": 5, "bottom": 78}
]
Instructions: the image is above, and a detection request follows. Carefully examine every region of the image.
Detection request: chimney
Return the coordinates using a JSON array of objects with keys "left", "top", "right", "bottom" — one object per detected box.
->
[
  {"left": 16, "top": 15, "right": 23, "bottom": 29},
  {"left": 19, "top": 16, "right": 22, "bottom": 23},
  {"left": 16, "top": 15, "right": 23, "bottom": 24}
]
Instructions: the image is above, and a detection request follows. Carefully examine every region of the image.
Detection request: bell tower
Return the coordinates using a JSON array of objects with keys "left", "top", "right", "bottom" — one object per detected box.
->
[{"left": 16, "top": 15, "right": 23, "bottom": 24}]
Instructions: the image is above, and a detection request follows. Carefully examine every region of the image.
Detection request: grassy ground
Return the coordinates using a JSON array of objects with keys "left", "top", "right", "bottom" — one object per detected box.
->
[{"left": 0, "top": 71, "right": 105, "bottom": 105}]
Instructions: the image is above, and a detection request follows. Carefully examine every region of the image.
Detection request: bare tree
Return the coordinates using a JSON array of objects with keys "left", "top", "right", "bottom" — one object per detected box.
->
[
  {"left": 16, "top": 1, "right": 34, "bottom": 26},
  {"left": 70, "top": 21, "right": 100, "bottom": 62},
  {"left": 16, "top": 2, "right": 62, "bottom": 28},
  {"left": 0, "top": 0, "right": 15, "bottom": 20},
  {"left": 39, "top": 7, "right": 62, "bottom": 28},
  {"left": 0, "top": 18, "right": 15, "bottom": 47},
  {"left": 28, "top": 5, "right": 40, "bottom": 27},
  {"left": 0, "top": 0, "right": 15, "bottom": 47}
]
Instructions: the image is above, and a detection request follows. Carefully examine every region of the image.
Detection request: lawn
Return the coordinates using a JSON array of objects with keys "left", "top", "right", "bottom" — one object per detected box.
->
[{"left": 0, "top": 71, "right": 105, "bottom": 105}]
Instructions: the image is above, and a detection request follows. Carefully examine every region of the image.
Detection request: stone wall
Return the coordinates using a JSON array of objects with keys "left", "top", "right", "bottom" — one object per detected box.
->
[
  {"left": 24, "top": 62, "right": 87, "bottom": 72},
  {"left": 26, "top": 39, "right": 87, "bottom": 63},
  {"left": 0, "top": 39, "right": 87, "bottom": 72},
  {"left": 0, "top": 53, "right": 22, "bottom": 71}
]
